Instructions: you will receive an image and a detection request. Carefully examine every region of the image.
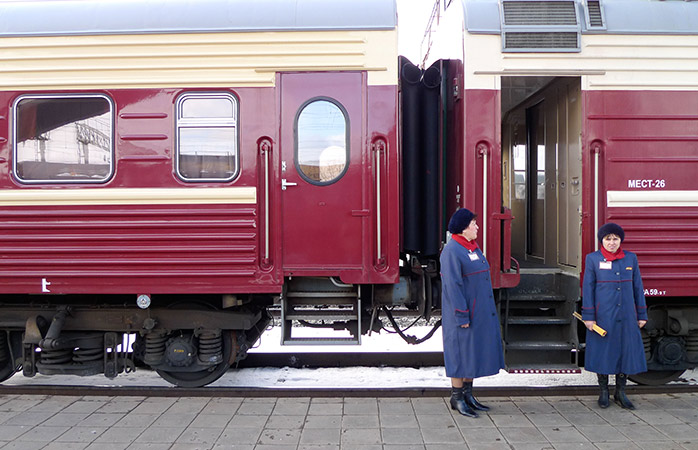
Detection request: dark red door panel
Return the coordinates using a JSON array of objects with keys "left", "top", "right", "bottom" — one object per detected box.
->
[{"left": 280, "top": 72, "right": 365, "bottom": 273}]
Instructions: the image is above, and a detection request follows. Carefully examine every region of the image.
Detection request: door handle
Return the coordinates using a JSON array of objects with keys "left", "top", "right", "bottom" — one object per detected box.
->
[{"left": 281, "top": 179, "right": 297, "bottom": 190}]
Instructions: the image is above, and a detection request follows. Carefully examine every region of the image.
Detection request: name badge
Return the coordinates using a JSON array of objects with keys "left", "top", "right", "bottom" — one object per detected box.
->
[
  {"left": 468, "top": 252, "right": 479, "bottom": 261},
  {"left": 599, "top": 261, "right": 612, "bottom": 270}
]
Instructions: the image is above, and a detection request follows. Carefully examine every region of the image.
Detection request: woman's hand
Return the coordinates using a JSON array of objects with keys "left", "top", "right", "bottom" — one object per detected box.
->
[
  {"left": 461, "top": 324, "right": 470, "bottom": 328},
  {"left": 638, "top": 320, "right": 647, "bottom": 328},
  {"left": 584, "top": 320, "right": 596, "bottom": 331}
]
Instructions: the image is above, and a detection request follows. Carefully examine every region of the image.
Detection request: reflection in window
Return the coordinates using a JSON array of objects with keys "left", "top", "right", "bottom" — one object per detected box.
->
[
  {"left": 181, "top": 97, "right": 234, "bottom": 118},
  {"left": 14, "top": 96, "right": 112, "bottom": 182},
  {"left": 176, "top": 93, "right": 238, "bottom": 181},
  {"left": 537, "top": 144, "right": 546, "bottom": 199},
  {"left": 513, "top": 144, "right": 526, "bottom": 200},
  {"left": 296, "top": 99, "right": 348, "bottom": 184}
]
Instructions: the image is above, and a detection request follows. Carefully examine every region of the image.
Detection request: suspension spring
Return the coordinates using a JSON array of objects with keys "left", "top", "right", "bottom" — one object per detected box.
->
[
  {"left": 73, "top": 346, "right": 102, "bottom": 363},
  {"left": 144, "top": 331, "right": 168, "bottom": 365},
  {"left": 686, "top": 334, "right": 698, "bottom": 353},
  {"left": 643, "top": 335, "right": 651, "bottom": 359},
  {"left": 40, "top": 348, "right": 73, "bottom": 365},
  {"left": 198, "top": 329, "right": 223, "bottom": 364}
]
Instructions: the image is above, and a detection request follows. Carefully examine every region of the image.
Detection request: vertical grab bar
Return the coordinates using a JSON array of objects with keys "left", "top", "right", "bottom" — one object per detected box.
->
[
  {"left": 258, "top": 138, "right": 272, "bottom": 267},
  {"left": 477, "top": 142, "right": 490, "bottom": 257},
  {"left": 372, "top": 138, "right": 387, "bottom": 268},
  {"left": 594, "top": 151, "right": 599, "bottom": 251},
  {"left": 591, "top": 141, "right": 602, "bottom": 252}
]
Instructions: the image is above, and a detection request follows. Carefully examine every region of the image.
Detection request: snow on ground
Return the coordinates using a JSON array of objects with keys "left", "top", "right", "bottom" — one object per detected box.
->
[{"left": 4, "top": 327, "right": 696, "bottom": 389}]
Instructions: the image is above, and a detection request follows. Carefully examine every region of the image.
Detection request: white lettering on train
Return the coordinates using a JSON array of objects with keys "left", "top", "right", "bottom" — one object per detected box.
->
[
  {"left": 644, "top": 288, "right": 666, "bottom": 296},
  {"left": 41, "top": 278, "right": 51, "bottom": 293},
  {"left": 628, "top": 179, "right": 666, "bottom": 189}
]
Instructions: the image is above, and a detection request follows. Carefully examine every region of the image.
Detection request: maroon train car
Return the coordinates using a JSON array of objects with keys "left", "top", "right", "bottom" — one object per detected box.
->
[
  {"left": 0, "top": 0, "right": 402, "bottom": 387},
  {"left": 433, "top": 0, "right": 698, "bottom": 384},
  {"left": 0, "top": 0, "right": 697, "bottom": 388}
]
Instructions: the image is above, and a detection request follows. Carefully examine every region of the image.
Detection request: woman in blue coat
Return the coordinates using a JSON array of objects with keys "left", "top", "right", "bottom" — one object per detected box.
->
[
  {"left": 582, "top": 223, "right": 647, "bottom": 410},
  {"left": 440, "top": 208, "right": 505, "bottom": 417}
]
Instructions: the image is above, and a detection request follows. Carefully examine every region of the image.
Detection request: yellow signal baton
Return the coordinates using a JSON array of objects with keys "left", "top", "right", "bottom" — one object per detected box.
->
[{"left": 573, "top": 312, "right": 607, "bottom": 337}]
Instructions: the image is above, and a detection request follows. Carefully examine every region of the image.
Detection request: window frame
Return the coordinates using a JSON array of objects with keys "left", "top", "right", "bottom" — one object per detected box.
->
[
  {"left": 174, "top": 92, "right": 240, "bottom": 183},
  {"left": 12, "top": 93, "right": 115, "bottom": 185},
  {"left": 293, "top": 96, "right": 350, "bottom": 186}
]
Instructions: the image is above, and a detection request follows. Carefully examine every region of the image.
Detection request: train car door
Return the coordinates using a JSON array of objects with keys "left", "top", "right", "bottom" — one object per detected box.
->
[
  {"left": 503, "top": 77, "right": 582, "bottom": 269},
  {"left": 557, "top": 80, "right": 582, "bottom": 267},
  {"left": 279, "top": 72, "right": 365, "bottom": 274},
  {"left": 526, "top": 102, "right": 546, "bottom": 261}
]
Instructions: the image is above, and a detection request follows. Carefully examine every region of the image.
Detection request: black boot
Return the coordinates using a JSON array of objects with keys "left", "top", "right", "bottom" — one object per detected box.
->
[
  {"left": 597, "top": 374, "right": 609, "bottom": 408},
  {"left": 614, "top": 373, "right": 635, "bottom": 410},
  {"left": 450, "top": 386, "right": 478, "bottom": 417},
  {"left": 463, "top": 381, "right": 490, "bottom": 411}
]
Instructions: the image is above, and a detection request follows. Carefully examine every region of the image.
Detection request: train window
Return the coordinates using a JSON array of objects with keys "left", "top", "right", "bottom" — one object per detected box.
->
[
  {"left": 513, "top": 144, "right": 526, "bottom": 200},
  {"left": 175, "top": 93, "right": 238, "bottom": 182},
  {"left": 13, "top": 95, "right": 113, "bottom": 183},
  {"left": 295, "top": 98, "right": 348, "bottom": 185}
]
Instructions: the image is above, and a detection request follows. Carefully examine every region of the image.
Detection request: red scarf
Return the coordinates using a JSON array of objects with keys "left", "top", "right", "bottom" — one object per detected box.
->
[
  {"left": 601, "top": 245, "right": 625, "bottom": 261},
  {"left": 452, "top": 234, "right": 478, "bottom": 252}
]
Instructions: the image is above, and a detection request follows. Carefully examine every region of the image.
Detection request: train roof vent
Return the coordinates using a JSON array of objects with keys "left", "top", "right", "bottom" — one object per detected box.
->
[
  {"left": 500, "top": 0, "right": 581, "bottom": 52},
  {"left": 502, "top": 1, "right": 577, "bottom": 25},
  {"left": 504, "top": 31, "right": 579, "bottom": 49},
  {"left": 585, "top": 0, "right": 606, "bottom": 29}
]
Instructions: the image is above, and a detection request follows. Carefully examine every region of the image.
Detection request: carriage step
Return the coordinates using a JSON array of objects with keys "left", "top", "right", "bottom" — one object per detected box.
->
[
  {"left": 507, "top": 294, "right": 567, "bottom": 302},
  {"left": 286, "top": 291, "right": 357, "bottom": 300},
  {"left": 507, "top": 317, "right": 571, "bottom": 325},
  {"left": 283, "top": 310, "right": 359, "bottom": 321},
  {"left": 281, "top": 337, "right": 361, "bottom": 345},
  {"left": 505, "top": 341, "right": 574, "bottom": 350},
  {"left": 281, "top": 284, "right": 362, "bottom": 345},
  {"left": 506, "top": 363, "right": 581, "bottom": 374}
]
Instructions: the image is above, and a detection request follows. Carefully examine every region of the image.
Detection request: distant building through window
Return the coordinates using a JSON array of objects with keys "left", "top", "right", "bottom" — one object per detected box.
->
[
  {"left": 14, "top": 95, "right": 113, "bottom": 183},
  {"left": 176, "top": 93, "right": 239, "bottom": 182}
]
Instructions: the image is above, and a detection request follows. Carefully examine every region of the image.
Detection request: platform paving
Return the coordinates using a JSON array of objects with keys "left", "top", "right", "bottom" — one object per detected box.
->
[{"left": 0, "top": 391, "right": 696, "bottom": 449}]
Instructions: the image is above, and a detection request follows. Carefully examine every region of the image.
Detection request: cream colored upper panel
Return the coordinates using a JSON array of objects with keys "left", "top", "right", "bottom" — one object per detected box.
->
[
  {"left": 0, "top": 30, "right": 397, "bottom": 90},
  {"left": 464, "top": 33, "right": 698, "bottom": 91},
  {"left": 0, "top": 187, "right": 256, "bottom": 206},
  {"left": 608, "top": 191, "right": 698, "bottom": 208}
]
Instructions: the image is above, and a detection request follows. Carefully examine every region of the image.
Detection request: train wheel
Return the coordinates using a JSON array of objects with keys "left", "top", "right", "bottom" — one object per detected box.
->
[
  {"left": 628, "top": 369, "right": 686, "bottom": 386},
  {"left": 0, "top": 332, "right": 22, "bottom": 383},
  {"left": 156, "top": 330, "right": 235, "bottom": 388}
]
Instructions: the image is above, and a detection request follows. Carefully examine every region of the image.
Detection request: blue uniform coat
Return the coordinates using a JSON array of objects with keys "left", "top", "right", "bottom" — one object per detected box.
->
[
  {"left": 582, "top": 250, "right": 648, "bottom": 375},
  {"left": 440, "top": 238, "right": 505, "bottom": 379}
]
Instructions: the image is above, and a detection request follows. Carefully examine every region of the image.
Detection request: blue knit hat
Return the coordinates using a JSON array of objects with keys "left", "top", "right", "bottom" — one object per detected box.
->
[
  {"left": 448, "top": 208, "right": 476, "bottom": 235},
  {"left": 598, "top": 222, "right": 624, "bottom": 242}
]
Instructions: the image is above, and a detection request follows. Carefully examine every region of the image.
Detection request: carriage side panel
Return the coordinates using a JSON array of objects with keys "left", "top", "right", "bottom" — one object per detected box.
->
[
  {"left": 0, "top": 88, "right": 282, "bottom": 295},
  {"left": 586, "top": 89, "right": 698, "bottom": 298}
]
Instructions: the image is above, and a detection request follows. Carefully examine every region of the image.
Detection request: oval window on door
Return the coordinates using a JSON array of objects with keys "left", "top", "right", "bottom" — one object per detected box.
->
[{"left": 295, "top": 98, "right": 349, "bottom": 185}]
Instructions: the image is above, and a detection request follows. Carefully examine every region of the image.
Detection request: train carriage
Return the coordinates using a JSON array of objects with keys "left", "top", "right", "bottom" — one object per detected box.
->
[
  {"left": 0, "top": 0, "right": 697, "bottom": 388},
  {"left": 0, "top": 0, "right": 401, "bottom": 386},
  {"left": 430, "top": 0, "right": 698, "bottom": 383}
]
